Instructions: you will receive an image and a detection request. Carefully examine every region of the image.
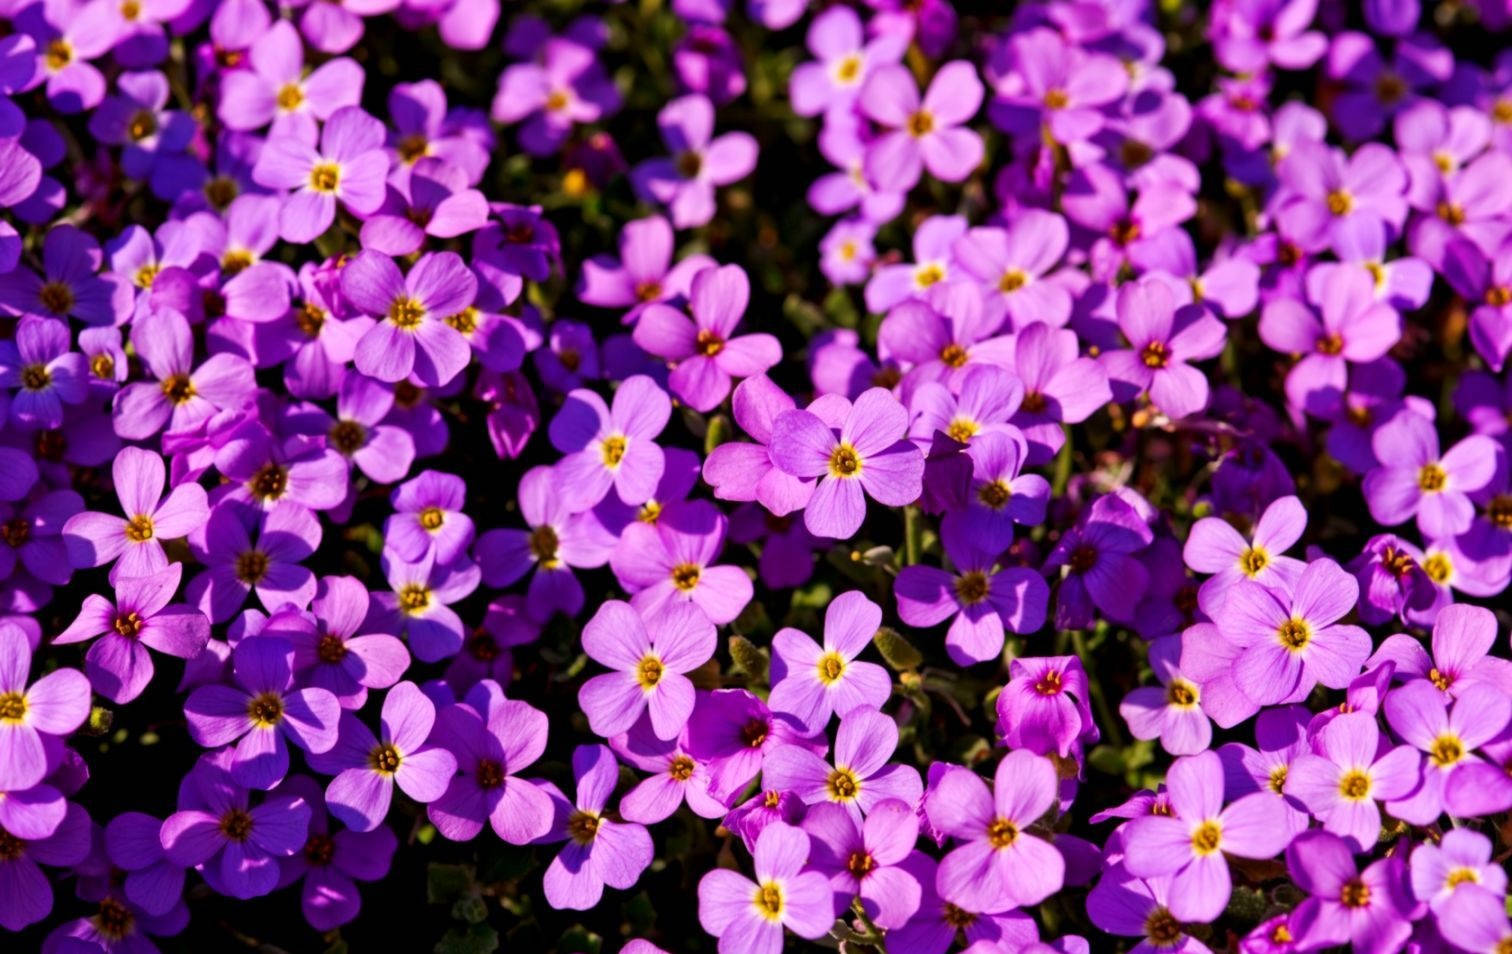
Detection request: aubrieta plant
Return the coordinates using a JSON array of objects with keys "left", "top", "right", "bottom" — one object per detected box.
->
[{"left": 1, "top": 0, "right": 1511, "bottom": 951}]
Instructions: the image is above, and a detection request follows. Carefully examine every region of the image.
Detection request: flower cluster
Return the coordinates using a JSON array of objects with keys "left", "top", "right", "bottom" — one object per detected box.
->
[{"left": 0, "top": 0, "right": 1510, "bottom": 951}]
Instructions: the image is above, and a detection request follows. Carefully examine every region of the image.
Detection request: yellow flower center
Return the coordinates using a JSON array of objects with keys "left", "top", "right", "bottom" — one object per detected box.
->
[
  {"left": 388, "top": 296, "right": 425, "bottom": 330},
  {"left": 636, "top": 654, "right": 664, "bottom": 690},
  {"left": 1190, "top": 820, "right": 1222, "bottom": 855},
  {"left": 419, "top": 507, "right": 445, "bottom": 531},
  {"left": 1166, "top": 680, "right": 1198, "bottom": 708},
  {"left": 309, "top": 162, "right": 341, "bottom": 194},
  {"left": 827, "top": 767, "right": 860, "bottom": 801},
  {"left": 1326, "top": 189, "right": 1354, "bottom": 216},
  {"left": 0, "top": 691, "right": 28, "bottom": 723},
  {"left": 601, "top": 435, "right": 627, "bottom": 468},
  {"left": 1430, "top": 734, "right": 1465, "bottom": 767},
  {"left": 816, "top": 652, "right": 846, "bottom": 685},
  {"left": 160, "top": 373, "right": 196, "bottom": 405},
  {"left": 1276, "top": 617, "right": 1310, "bottom": 651},
  {"left": 671, "top": 562, "right": 701, "bottom": 591},
  {"left": 277, "top": 83, "right": 304, "bottom": 111},
  {"left": 1239, "top": 546, "right": 1269, "bottom": 576},
  {"left": 753, "top": 881, "right": 784, "bottom": 920},
  {"left": 987, "top": 817, "right": 1018, "bottom": 849},
  {"left": 1338, "top": 769, "right": 1371, "bottom": 801},
  {"left": 1140, "top": 340, "right": 1170, "bottom": 368},
  {"left": 1340, "top": 879, "right": 1371, "bottom": 908},
  {"left": 834, "top": 54, "right": 862, "bottom": 84},
  {"left": 907, "top": 110, "right": 935, "bottom": 137},
  {"left": 369, "top": 742, "right": 402, "bottom": 774},
  {"left": 567, "top": 809, "right": 600, "bottom": 845},
  {"left": 829, "top": 443, "right": 862, "bottom": 478},
  {"left": 247, "top": 691, "right": 284, "bottom": 727},
  {"left": 399, "top": 583, "right": 431, "bottom": 614},
  {"left": 124, "top": 514, "right": 155, "bottom": 542},
  {"left": 999, "top": 269, "right": 1028, "bottom": 293}
]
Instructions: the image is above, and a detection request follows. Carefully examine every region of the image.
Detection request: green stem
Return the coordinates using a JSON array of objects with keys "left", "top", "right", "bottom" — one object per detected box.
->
[{"left": 1072, "top": 628, "right": 1125, "bottom": 748}]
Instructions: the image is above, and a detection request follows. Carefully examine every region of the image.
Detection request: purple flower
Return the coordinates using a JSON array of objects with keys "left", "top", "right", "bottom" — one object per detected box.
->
[
  {"left": 633, "top": 264, "right": 779, "bottom": 413},
  {"left": 1223, "top": 557, "right": 1371, "bottom": 705},
  {"left": 702, "top": 374, "right": 815, "bottom": 516},
  {"left": 1409, "top": 828, "right": 1505, "bottom": 914},
  {"left": 859, "top": 60, "right": 984, "bottom": 191},
  {"left": 54, "top": 562, "right": 208, "bottom": 703},
  {"left": 631, "top": 94, "right": 756, "bottom": 229},
  {"left": 1285, "top": 830, "right": 1414, "bottom": 954},
  {"left": 371, "top": 551, "right": 479, "bottom": 663},
  {"left": 1212, "top": 0, "right": 1326, "bottom": 73},
  {"left": 1102, "top": 277, "right": 1227, "bottom": 420},
  {"left": 1275, "top": 142, "right": 1407, "bottom": 251},
  {"left": 987, "top": 28, "right": 1129, "bottom": 144},
  {"left": 0, "top": 622, "right": 89, "bottom": 791},
  {"left": 0, "top": 316, "right": 87, "bottom": 430},
  {"left": 1382, "top": 680, "right": 1510, "bottom": 825},
  {"left": 252, "top": 106, "right": 389, "bottom": 243},
  {"left": 1044, "top": 493, "right": 1154, "bottom": 628},
  {"left": 275, "top": 776, "right": 397, "bottom": 931},
  {"left": 1008, "top": 322, "right": 1112, "bottom": 464},
  {"left": 342, "top": 250, "right": 478, "bottom": 387},
  {"left": 1085, "top": 867, "right": 1210, "bottom": 954},
  {"left": 788, "top": 5, "right": 905, "bottom": 118},
  {"left": 549, "top": 375, "right": 671, "bottom": 510},
  {"left": 284, "top": 575, "right": 410, "bottom": 709},
  {"left": 0, "top": 486, "right": 80, "bottom": 586},
  {"left": 383, "top": 469, "right": 475, "bottom": 566},
  {"left": 1121, "top": 750, "right": 1292, "bottom": 920},
  {"left": 492, "top": 38, "right": 620, "bottom": 156},
  {"left": 182, "top": 636, "right": 339, "bottom": 790},
  {"left": 1216, "top": 707, "right": 1313, "bottom": 838},
  {"left": 185, "top": 501, "right": 320, "bottom": 623},
  {"left": 0, "top": 801, "right": 90, "bottom": 930},
  {"left": 306, "top": 681, "right": 457, "bottom": 832},
  {"left": 159, "top": 749, "right": 312, "bottom": 899},
  {"left": 802, "top": 798, "right": 921, "bottom": 929},
  {"left": 761, "top": 705, "right": 922, "bottom": 823},
  {"left": 696, "top": 821, "right": 834, "bottom": 953},
  {"left": 112, "top": 306, "right": 256, "bottom": 441},
  {"left": 1363, "top": 412, "right": 1500, "bottom": 538},
  {"left": 1437, "top": 884, "right": 1512, "bottom": 954},
  {"left": 474, "top": 464, "right": 614, "bottom": 621},
  {"left": 1260, "top": 265, "right": 1403, "bottom": 416},
  {"left": 768, "top": 590, "right": 891, "bottom": 733},
  {"left": 428, "top": 682, "right": 554, "bottom": 844},
  {"left": 1118, "top": 634, "right": 1212, "bottom": 756},
  {"left": 925, "top": 751, "right": 1064, "bottom": 913},
  {"left": 1183, "top": 494, "right": 1307, "bottom": 615},
  {"left": 218, "top": 21, "right": 362, "bottom": 136},
  {"left": 685, "top": 688, "right": 823, "bottom": 802},
  {"left": 611, "top": 716, "right": 726, "bottom": 824},
  {"left": 1287, "top": 711, "right": 1421, "bottom": 851},
  {"left": 771, "top": 388, "right": 925, "bottom": 539},
  {"left": 952, "top": 211, "right": 1072, "bottom": 330},
  {"left": 103, "top": 810, "right": 185, "bottom": 917},
  {"left": 1369, "top": 603, "right": 1512, "bottom": 699},
  {"left": 896, "top": 518, "right": 1048, "bottom": 665},
  {"left": 577, "top": 215, "right": 714, "bottom": 324},
  {"left": 578, "top": 600, "right": 715, "bottom": 740},
  {"left": 543, "top": 744, "right": 654, "bottom": 910}
]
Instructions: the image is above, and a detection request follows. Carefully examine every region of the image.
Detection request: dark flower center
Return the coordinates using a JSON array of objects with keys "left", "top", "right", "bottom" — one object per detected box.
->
[
  {"left": 1140, "top": 340, "right": 1170, "bottom": 368},
  {"left": 236, "top": 549, "right": 270, "bottom": 584},
  {"left": 476, "top": 758, "right": 505, "bottom": 789},
  {"left": 0, "top": 518, "right": 30, "bottom": 548},
  {"left": 317, "top": 633, "right": 348, "bottom": 664},
  {"left": 304, "top": 833, "right": 335, "bottom": 866},
  {"left": 161, "top": 373, "right": 196, "bottom": 405},
  {"left": 741, "top": 717, "right": 769, "bottom": 748},
  {"left": 369, "top": 743, "right": 402, "bottom": 774},
  {"left": 329, "top": 420, "right": 366, "bottom": 455},
  {"left": 567, "top": 810, "right": 600, "bottom": 844},
  {"left": 94, "top": 896, "right": 135, "bottom": 941},
  {"left": 113, "top": 611, "right": 143, "bottom": 638},
  {"left": 1339, "top": 879, "right": 1371, "bottom": 908},
  {"left": 247, "top": 692, "right": 284, "bottom": 727},
  {"left": 219, "top": 808, "right": 254, "bottom": 842}
]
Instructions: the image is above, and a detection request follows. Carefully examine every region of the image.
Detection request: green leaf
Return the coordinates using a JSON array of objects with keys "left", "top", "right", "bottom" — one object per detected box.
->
[
  {"left": 728, "top": 635, "right": 769, "bottom": 684},
  {"left": 872, "top": 627, "right": 922, "bottom": 672},
  {"left": 427, "top": 863, "right": 475, "bottom": 905},
  {"left": 434, "top": 924, "right": 499, "bottom": 954}
]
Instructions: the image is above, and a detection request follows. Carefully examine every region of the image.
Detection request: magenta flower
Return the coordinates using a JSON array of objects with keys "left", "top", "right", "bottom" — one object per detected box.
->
[
  {"left": 1382, "top": 680, "right": 1511, "bottom": 826},
  {"left": 987, "top": 27, "right": 1130, "bottom": 144},
  {"left": 577, "top": 215, "right": 714, "bottom": 324},
  {"left": 1085, "top": 868, "right": 1206, "bottom": 954},
  {"left": 1224, "top": 557, "right": 1371, "bottom": 705},
  {"left": 182, "top": 636, "right": 340, "bottom": 790},
  {"left": 0, "top": 622, "right": 89, "bottom": 791},
  {"left": 427, "top": 683, "right": 554, "bottom": 844},
  {"left": 53, "top": 562, "right": 208, "bottom": 704},
  {"left": 103, "top": 810, "right": 185, "bottom": 917},
  {"left": 633, "top": 264, "right": 779, "bottom": 412},
  {"left": 859, "top": 60, "right": 983, "bottom": 190},
  {"left": 1216, "top": 707, "right": 1313, "bottom": 839},
  {"left": 631, "top": 94, "right": 756, "bottom": 229},
  {"left": 761, "top": 705, "right": 922, "bottom": 823},
  {"left": 371, "top": 551, "right": 480, "bottom": 663},
  {"left": 307, "top": 681, "right": 457, "bottom": 832},
  {"left": 802, "top": 799, "right": 922, "bottom": 929},
  {"left": 702, "top": 375, "right": 816, "bottom": 516},
  {"left": 1409, "top": 828, "right": 1505, "bottom": 914},
  {"left": 697, "top": 821, "right": 834, "bottom": 954},
  {"left": 218, "top": 21, "right": 363, "bottom": 136},
  {"left": 1008, "top": 322, "right": 1112, "bottom": 464},
  {"left": 1259, "top": 264, "right": 1403, "bottom": 416},
  {"left": 61, "top": 446, "right": 208, "bottom": 582},
  {"left": 995, "top": 655, "right": 1096, "bottom": 757},
  {"left": 1044, "top": 492, "right": 1154, "bottom": 629},
  {"left": 771, "top": 388, "right": 925, "bottom": 539},
  {"left": 0, "top": 226, "right": 127, "bottom": 327},
  {"left": 1275, "top": 142, "right": 1408, "bottom": 251},
  {"left": 252, "top": 106, "right": 389, "bottom": 243},
  {"left": 1286, "top": 710, "right": 1421, "bottom": 850},
  {"left": 1101, "top": 277, "right": 1227, "bottom": 420},
  {"left": 159, "top": 749, "right": 311, "bottom": 900},
  {"left": 579, "top": 600, "right": 715, "bottom": 740},
  {"left": 543, "top": 744, "right": 654, "bottom": 910},
  {"left": 925, "top": 751, "right": 1064, "bottom": 913},
  {"left": 1437, "top": 881, "right": 1512, "bottom": 954},
  {"left": 1362, "top": 412, "right": 1499, "bottom": 538},
  {"left": 1183, "top": 494, "right": 1307, "bottom": 615},
  {"left": 1121, "top": 750, "right": 1292, "bottom": 920},
  {"left": 952, "top": 211, "right": 1072, "bottom": 330},
  {"left": 609, "top": 500, "right": 753, "bottom": 625},
  {"left": 549, "top": 375, "right": 671, "bottom": 510},
  {"left": 768, "top": 590, "right": 890, "bottom": 734},
  {"left": 1285, "top": 830, "right": 1413, "bottom": 954},
  {"left": 685, "top": 688, "right": 824, "bottom": 802},
  {"left": 342, "top": 250, "right": 478, "bottom": 387}
]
